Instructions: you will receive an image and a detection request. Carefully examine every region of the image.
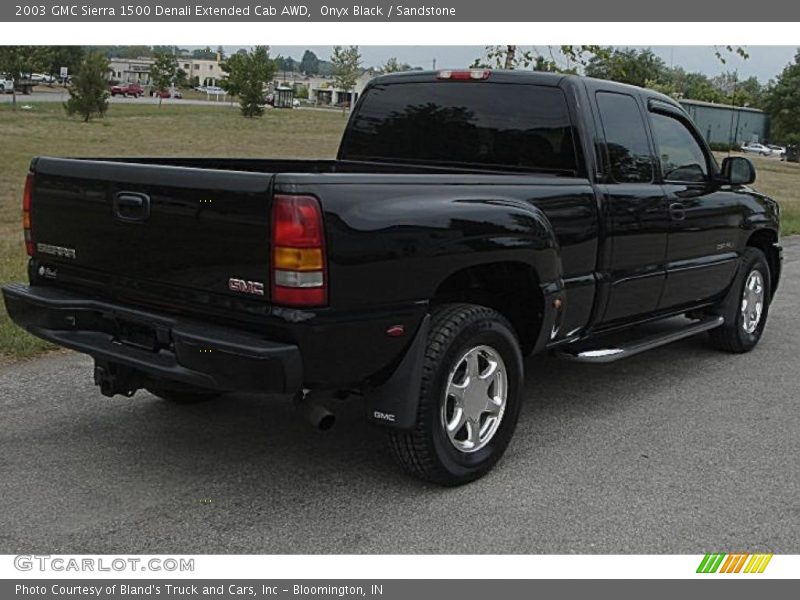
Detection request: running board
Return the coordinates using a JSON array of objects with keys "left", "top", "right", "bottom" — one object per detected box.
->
[{"left": 555, "top": 316, "right": 724, "bottom": 364}]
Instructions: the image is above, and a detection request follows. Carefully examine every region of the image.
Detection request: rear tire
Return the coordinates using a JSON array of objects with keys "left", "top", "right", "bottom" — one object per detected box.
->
[
  {"left": 707, "top": 247, "right": 771, "bottom": 353},
  {"left": 145, "top": 381, "right": 222, "bottom": 404},
  {"left": 389, "top": 303, "right": 524, "bottom": 486}
]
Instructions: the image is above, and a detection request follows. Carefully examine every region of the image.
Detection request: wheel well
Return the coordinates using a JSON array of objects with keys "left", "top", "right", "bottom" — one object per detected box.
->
[
  {"left": 431, "top": 262, "right": 544, "bottom": 354},
  {"left": 746, "top": 229, "right": 780, "bottom": 298}
]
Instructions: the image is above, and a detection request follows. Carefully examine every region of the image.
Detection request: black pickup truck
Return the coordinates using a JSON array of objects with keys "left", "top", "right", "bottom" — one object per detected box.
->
[{"left": 3, "top": 70, "right": 782, "bottom": 485}]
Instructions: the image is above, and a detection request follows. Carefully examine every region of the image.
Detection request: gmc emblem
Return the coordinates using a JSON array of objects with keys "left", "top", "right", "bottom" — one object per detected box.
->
[
  {"left": 373, "top": 411, "right": 396, "bottom": 422},
  {"left": 228, "top": 278, "right": 265, "bottom": 296}
]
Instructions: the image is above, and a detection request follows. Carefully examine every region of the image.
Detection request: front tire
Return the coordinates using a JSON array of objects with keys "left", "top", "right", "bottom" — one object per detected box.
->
[
  {"left": 389, "top": 303, "right": 524, "bottom": 485},
  {"left": 707, "top": 247, "right": 771, "bottom": 353}
]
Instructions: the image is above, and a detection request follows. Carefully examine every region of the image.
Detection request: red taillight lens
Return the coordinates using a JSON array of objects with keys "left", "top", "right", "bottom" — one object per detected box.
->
[
  {"left": 22, "top": 173, "right": 34, "bottom": 256},
  {"left": 272, "top": 195, "right": 323, "bottom": 247},
  {"left": 271, "top": 194, "right": 327, "bottom": 307}
]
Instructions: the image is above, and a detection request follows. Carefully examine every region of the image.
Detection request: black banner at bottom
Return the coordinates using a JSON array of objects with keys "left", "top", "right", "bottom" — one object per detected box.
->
[{"left": 2, "top": 580, "right": 796, "bottom": 600}]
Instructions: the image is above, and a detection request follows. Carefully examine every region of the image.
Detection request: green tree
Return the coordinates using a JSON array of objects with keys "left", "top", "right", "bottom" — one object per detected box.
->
[
  {"left": 585, "top": 47, "right": 668, "bottom": 87},
  {"left": 174, "top": 68, "right": 188, "bottom": 88},
  {"left": 64, "top": 52, "right": 110, "bottom": 122},
  {"left": 43, "top": 46, "right": 85, "bottom": 82},
  {"left": 275, "top": 55, "right": 299, "bottom": 73},
  {"left": 382, "top": 57, "right": 412, "bottom": 73},
  {"left": 720, "top": 75, "right": 763, "bottom": 108},
  {"left": 192, "top": 46, "right": 216, "bottom": 60},
  {"left": 0, "top": 46, "right": 49, "bottom": 110},
  {"left": 764, "top": 51, "right": 800, "bottom": 143},
  {"left": 472, "top": 46, "right": 608, "bottom": 73},
  {"left": 221, "top": 46, "right": 276, "bottom": 118},
  {"left": 150, "top": 51, "right": 177, "bottom": 106},
  {"left": 299, "top": 50, "right": 320, "bottom": 75},
  {"left": 647, "top": 67, "right": 723, "bottom": 103},
  {"left": 331, "top": 46, "right": 362, "bottom": 111},
  {"left": 220, "top": 52, "right": 246, "bottom": 97}
]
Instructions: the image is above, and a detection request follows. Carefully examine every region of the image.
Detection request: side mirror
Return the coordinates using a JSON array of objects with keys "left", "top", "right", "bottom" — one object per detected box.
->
[{"left": 720, "top": 156, "right": 756, "bottom": 185}]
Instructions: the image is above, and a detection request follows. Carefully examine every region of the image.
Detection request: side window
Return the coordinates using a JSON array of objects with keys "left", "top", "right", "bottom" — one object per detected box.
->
[
  {"left": 596, "top": 92, "right": 653, "bottom": 183},
  {"left": 650, "top": 112, "right": 709, "bottom": 183}
]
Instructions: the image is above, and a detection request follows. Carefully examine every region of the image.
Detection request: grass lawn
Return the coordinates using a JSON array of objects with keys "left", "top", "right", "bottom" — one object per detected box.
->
[{"left": 0, "top": 102, "right": 347, "bottom": 360}]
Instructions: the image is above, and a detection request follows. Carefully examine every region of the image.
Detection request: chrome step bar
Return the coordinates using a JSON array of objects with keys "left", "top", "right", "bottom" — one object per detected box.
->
[{"left": 555, "top": 316, "right": 724, "bottom": 364}]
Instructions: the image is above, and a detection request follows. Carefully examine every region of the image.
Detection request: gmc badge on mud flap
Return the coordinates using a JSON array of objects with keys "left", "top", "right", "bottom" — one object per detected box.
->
[
  {"left": 228, "top": 278, "right": 265, "bottom": 296},
  {"left": 373, "top": 411, "right": 396, "bottom": 423}
]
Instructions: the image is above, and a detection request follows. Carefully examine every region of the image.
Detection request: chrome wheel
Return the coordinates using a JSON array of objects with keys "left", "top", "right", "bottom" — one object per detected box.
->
[
  {"left": 741, "top": 269, "right": 765, "bottom": 334},
  {"left": 441, "top": 345, "right": 507, "bottom": 453}
]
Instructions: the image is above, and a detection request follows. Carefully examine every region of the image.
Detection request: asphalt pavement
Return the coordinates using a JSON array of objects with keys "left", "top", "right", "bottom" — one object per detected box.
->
[{"left": 0, "top": 238, "right": 798, "bottom": 554}]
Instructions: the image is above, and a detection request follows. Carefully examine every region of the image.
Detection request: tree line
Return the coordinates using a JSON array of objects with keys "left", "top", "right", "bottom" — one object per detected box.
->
[
  {"left": 5, "top": 45, "right": 800, "bottom": 142},
  {"left": 472, "top": 45, "right": 800, "bottom": 143}
]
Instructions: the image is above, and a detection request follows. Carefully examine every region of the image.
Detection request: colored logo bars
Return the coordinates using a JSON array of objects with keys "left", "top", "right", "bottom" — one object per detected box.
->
[{"left": 697, "top": 553, "right": 773, "bottom": 574}]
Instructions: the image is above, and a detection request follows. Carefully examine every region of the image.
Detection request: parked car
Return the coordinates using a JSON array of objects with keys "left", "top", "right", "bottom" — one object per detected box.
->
[
  {"left": 0, "top": 76, "right": 13, "bottom": 94},
  {"left": 741, "top": 142, "right": 781, "bottom": 157},
  {"left": 767, "top": 144, "right": 786, "bottom": 157},
  {"left": 30, "top": 73, "right": 56, "bottom": 84},
  {"left": 150, "top": 88, "right": 182, "bottom": 99},
  {"left": 110, "top": 83, "right": 144, "bottom": 97},
  {"left": 3, "top": 71, "right": 783, "bottom": 485}
]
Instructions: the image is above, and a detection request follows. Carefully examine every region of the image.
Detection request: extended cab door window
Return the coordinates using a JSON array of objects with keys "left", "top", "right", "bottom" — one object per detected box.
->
[
  {"left": 595, "top": 92, "right": 653, "bottom": 183},
  {"left": 650, "top": 107, "right": 739, "bottom": 309},
  {"left": 650, "top": 111, "right": 709, "bottom": 183},
  {"left": 594, "top": 91, "right": 667, "bottom": 324}
]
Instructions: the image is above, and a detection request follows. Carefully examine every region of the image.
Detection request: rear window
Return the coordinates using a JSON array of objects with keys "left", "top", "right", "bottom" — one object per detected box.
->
[{"left": 339, "top": 82, "right": 578, "bottom": 174}]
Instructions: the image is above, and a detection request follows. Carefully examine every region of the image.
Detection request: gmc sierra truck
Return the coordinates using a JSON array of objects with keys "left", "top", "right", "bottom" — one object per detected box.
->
[{"left": 3, "top": 70, "right": 782, "bottom": 485}]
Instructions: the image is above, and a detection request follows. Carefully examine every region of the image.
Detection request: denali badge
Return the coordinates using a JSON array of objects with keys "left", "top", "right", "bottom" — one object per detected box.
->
[
  {"left": 228, "top": 278, "right": 265, "bottom": 296},
  {"left": 37, "top": 243, "right": 76, "bottom": 260}
]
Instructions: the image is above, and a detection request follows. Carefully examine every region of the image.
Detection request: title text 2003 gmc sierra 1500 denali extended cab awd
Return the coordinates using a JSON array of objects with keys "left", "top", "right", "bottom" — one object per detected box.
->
[{"left": 3, "top": 70, "right": 782, "bottom": 485}]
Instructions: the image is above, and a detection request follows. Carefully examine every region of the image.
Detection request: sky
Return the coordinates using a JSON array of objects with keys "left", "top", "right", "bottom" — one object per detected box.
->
[{"left": 254, "top": 45, "right": 797, "bottom": 83}]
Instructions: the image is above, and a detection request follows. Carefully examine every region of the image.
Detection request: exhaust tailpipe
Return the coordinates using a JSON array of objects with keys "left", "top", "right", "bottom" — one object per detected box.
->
[{"left": 295, "top": 391, "right": 335, "bottom": 431}]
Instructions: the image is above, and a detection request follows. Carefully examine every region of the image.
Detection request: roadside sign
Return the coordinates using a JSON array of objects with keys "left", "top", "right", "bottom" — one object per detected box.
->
[{"left": 60, "top": 67, "right": 68, "bottom": 78}]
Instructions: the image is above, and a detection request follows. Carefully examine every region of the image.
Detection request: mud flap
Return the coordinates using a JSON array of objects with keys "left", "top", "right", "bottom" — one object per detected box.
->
[{"left": 366, "top": 314, "right": 430, "bottom": 430}]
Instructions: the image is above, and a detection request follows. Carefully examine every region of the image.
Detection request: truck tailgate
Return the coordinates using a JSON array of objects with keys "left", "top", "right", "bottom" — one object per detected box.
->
[{"left": 29, "top": 157, "right": 274, "bottom": 318}]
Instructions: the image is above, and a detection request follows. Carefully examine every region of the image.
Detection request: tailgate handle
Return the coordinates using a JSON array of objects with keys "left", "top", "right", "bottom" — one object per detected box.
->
[{"left": 114, "top": 192, "right": 151, "bottom": 223}]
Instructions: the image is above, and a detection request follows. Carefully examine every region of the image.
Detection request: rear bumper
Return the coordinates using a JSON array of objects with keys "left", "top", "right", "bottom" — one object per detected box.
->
[{"left": 2, "top": 283, "right": 302, "bottom": 394}]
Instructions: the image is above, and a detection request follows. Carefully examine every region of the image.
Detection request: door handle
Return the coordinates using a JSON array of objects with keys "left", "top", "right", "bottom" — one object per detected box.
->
[
  {"left": 113, "top": 192, "right": 151, "bottom": 223},
  {"left": 668, "top": 202, "right": 686, "bottom": 221}
]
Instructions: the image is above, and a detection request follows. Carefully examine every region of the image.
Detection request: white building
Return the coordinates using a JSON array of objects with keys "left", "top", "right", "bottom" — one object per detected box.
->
[
  {"left": 108, "top": 56, "right": 226, "bottom": 87},
  {"left": 296, "top": 73, "right": 374, "bottom": 106}
]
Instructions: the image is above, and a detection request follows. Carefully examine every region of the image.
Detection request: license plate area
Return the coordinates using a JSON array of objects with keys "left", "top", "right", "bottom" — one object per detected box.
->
[{"left": 115, "top": 319, "right": 159, "bottom": 351}]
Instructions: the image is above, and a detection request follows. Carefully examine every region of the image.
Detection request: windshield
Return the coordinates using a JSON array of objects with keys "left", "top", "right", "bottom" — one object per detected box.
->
[{"left": 340, "top": 81, "right": 578, "bottom": 174}]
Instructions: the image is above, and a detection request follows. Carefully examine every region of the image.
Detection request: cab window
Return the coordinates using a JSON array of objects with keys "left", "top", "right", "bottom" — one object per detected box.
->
[{"left": 650, "top": 112, "right": 709, "bottom": 183}]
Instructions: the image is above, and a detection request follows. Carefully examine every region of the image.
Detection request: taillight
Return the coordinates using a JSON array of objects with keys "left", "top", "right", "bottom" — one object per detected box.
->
[
  {"left": 271, "top": 194, "right": 327, "bottom": 307},
  {"left": 436, "top": 69, "right": 490, "bottom": 81},
  {"left": 22, "top": 173, "right": 34, "bottom": 256}
]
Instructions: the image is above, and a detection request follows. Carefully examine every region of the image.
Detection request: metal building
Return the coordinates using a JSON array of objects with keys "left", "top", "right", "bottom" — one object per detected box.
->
[{"left": 679, "top": 99, "right": 770, "bottom": 147}]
